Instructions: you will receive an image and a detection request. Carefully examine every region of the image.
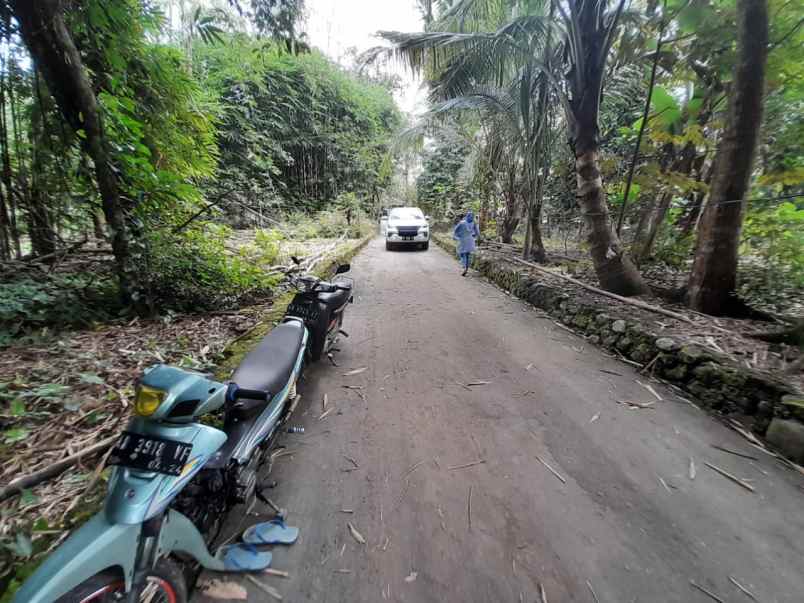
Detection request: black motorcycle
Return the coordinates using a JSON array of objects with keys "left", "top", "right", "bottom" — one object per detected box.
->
[{"left": 173, "top": 261, "right": 354, "bottom": 536}]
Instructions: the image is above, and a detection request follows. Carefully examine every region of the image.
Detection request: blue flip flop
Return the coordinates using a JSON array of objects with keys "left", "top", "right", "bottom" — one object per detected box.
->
[
  {"left": 242, "top": 518, "right": 299, "bottom": 546},
  {"left": 216, "top": 543, "right": 273, "bottom": 571}
]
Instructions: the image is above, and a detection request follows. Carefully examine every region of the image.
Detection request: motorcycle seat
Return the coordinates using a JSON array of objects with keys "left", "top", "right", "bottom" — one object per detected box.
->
[
  {"left": 229, "top": 320, "right": 305, "bottom": 416},
  {"left": 317, "top": 282, "right": 352, "bottom": 308}
]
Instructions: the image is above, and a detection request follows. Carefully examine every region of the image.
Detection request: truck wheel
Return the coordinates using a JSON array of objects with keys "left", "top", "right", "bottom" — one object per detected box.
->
[{"left": 422, "top": 242, "right": 429, "bottom": 250}]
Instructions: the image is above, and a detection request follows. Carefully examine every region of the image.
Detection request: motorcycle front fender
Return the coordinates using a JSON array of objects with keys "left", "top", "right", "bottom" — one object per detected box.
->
[{"left": 11, "top": 512, "right": 140, "bottom": 603}]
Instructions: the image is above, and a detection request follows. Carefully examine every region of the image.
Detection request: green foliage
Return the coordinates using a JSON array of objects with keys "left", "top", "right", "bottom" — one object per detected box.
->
[
  {"left": 196, "top": 37, "right": 402, "bottom": 217},
  {"left": 740, "top": 203, "right": 804, "bottom": 307},
  {"left": 0, "top": 276, "right": 120, "bottom": 344},
  {"left": 416, "top": 134, "right": 475, "bottom": 220},
  {"left": 285, "top": 209, "right": 373, "bottom": 240},
  {"left": 141, "top": 223, "right": 281, "bottom": 312},
  {"left": 76, "top": 0, "right": 218, "bottom": 216}
]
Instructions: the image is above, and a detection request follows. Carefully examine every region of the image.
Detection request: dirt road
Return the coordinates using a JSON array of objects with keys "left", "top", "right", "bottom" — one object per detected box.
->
[{"left": 194, "top": 238, "right": 804, "bottom": 603}]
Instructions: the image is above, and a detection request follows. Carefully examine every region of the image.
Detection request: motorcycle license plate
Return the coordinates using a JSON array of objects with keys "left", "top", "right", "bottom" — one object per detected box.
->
[
  {"left": 288, "top": 302, "right": 320, "bottom": 321},
  {"left": 108, "top": 431, "right": 193, "bottom": 476}
]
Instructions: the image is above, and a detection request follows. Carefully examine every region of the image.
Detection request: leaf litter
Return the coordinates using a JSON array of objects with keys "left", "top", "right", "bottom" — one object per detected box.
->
[
  {"left": 0, "top": 305, "right": 266, "bottom": 570},
  {"left": 348, "top": 522, "right": 366, "bottom": 544},
  {"left": 201, "top": 579, "right": 248, "bottom": 600}
]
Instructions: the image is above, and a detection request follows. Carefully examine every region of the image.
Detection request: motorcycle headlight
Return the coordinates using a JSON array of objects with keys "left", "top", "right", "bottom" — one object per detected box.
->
[{"left": 134, "top": 385, "right": 166, "bottom": 417}]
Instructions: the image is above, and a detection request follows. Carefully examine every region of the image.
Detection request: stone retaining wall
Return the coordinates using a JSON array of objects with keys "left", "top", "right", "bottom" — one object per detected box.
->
[{"left": 433, "top": 234, "right": 804, "bottom": 463}]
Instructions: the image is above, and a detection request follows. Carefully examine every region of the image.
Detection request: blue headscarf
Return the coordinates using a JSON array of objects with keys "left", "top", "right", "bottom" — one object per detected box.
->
[{"left": 466, "top": 211, "right": 474, "bottom": 223}]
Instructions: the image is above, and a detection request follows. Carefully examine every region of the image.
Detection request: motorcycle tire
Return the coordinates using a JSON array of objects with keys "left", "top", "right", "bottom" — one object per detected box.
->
[{"left": 56, "top": 558, "right": 186, "bottom": 603}]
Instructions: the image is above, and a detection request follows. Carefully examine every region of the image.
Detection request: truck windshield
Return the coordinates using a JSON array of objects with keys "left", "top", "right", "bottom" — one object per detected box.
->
[{"left": 389, "top": 209, "right": 424, "bottom": 220}]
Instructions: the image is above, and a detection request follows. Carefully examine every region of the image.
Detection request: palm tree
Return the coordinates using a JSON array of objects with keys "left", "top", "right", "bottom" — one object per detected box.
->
[
  {"left": 426, "top": 72, "right": 551, "bottom": 253},
  {"left": 378, "top": 0, "right": 649, "bottom": 295},
  {"left": 687, "top": 0, "right": 769, "bottom": 314}
]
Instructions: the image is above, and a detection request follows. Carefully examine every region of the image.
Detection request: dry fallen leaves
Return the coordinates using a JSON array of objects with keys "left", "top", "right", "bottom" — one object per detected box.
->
[
  {"left": 201, "top": 580, "right": 248, "bottom": 600},
  {"left": 616, "top": 399, "right": 655, "bottom": 410},
  {"left": 348, "top": 522, "right": 366, "bottom": 544},
  {"left": 342, "top": 367, "right": 367, "bottom": 376}
]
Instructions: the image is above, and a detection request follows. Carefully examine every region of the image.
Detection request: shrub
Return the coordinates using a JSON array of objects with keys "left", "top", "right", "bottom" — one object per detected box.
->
[
  {"left": 141, "top": 223, "right": 281, "bottom": 311},
  {"left": 0, "top": 274, "right": 119, "bottom": 344},
  {"left": 285, "top": 209, "right": 372, "bottom": 240}
]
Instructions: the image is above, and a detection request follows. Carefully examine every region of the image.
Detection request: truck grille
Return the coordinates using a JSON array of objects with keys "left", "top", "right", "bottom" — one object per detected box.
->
[{"left": 397, "top": 227, "right": 419, "bottom": 237}]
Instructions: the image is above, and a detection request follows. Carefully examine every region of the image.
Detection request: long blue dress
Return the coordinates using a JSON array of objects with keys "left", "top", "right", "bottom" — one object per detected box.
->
[{"left": 453, "top": 219, "right": 479, "bottom": 254}]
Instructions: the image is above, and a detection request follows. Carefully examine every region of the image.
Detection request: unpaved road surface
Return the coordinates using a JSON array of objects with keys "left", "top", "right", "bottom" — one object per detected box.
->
[{"left": 194, "top": 238, "right": 804, "bottom": 603}]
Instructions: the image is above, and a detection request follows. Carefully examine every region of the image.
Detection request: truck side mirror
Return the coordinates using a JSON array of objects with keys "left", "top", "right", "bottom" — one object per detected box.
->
[{"left": 336, "top": 263, "right": 351, "bottom": 274}]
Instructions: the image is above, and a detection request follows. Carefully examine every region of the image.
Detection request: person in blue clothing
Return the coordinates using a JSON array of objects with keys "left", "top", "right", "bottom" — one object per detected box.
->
[{"left": 453, "top": 210, "right": 480, "bottom": 276}]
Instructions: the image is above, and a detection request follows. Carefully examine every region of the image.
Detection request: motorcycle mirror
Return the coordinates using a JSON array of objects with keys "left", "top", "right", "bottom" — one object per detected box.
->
[{"left": 335, "top": 263, "right": 351, "bottom": 274}]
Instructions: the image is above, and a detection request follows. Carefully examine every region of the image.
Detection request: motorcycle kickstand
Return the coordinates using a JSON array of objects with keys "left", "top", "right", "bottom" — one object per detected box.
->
[{"left": 256, "top": 485, "right": 285, "bottom": 519}]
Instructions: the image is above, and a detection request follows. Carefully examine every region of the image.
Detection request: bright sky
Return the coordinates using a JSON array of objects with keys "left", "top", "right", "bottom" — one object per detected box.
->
[{"left": 303, "top": 0, "right": 428, "bottom": 116}]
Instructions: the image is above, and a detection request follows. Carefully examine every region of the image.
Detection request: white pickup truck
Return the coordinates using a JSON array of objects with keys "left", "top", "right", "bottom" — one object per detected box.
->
[{"left": 384, "top": 207, "right": 430, "bottom": 251}]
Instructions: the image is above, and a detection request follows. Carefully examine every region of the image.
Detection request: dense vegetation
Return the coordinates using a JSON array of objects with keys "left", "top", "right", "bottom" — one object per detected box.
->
[
  {"left": 384, "top": 0, "right": 803, "bottom": 317},
  {"left": 0, "top": 0, "right": 400, "bottom": 338}
]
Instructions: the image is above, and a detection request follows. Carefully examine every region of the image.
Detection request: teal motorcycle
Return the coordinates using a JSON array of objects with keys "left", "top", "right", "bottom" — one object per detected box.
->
[{"left": 13, "top": 264, "right": 353, "bottom": 603}]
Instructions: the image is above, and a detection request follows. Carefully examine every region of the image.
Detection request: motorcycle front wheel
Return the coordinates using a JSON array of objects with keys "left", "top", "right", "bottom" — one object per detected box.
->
[{"left": 56, "top": 558, "right": 186, "bottom": 603}]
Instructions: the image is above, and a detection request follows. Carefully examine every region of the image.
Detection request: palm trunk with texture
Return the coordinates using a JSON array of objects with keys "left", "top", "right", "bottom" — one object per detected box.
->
[
  {"left": 575, "top": 148, "right": 649, "bottom": 295},
  {"left": 12, "top": 0, "right": 138, "bottom": 305},
  {"left": 687, "top": 0, "right": 768, "bottom": 314}
]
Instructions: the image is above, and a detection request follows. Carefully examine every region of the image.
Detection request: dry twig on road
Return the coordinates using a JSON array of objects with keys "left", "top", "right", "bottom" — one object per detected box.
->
[
  {"left": 710, "top": 444, "right": 758, "bottom": 461},
  {"left": 246, "top": 575, "right": 283, "bottom": 601},
  {"left": 467, "top": 485, "right": 473, "bottom": 530},
  {"left": 728, "top": 575, "right": 758, "bottom": 601},
  {"left": 534, "top": 454, "right": 566, "bottom": 484},
  {"left": 704, "top": 462, "right": 755, "bottom": 492},
  {"left": 447, "top": 459, "right": 486, "bottom": 471},
  {"left": 690, "top": 580, "right": 725, "bottom": 602}
]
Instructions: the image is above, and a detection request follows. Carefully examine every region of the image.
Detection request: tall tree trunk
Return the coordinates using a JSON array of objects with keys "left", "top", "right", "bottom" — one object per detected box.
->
[
  {"left": 11, "top": 0, "right": 138, "bottom": 305},
  {"left": 565, "top": 0, "right": 649, "bottom": 296},
  {"left": 499, "top": 190, "right": 520, "bottom": 243},
  {"left": 27, "top": 104, "right": 57, "bottom": 255},
  {"left": 687, "top": 0, "right": 768, "bottom": 314},
  {"left": 0, "top": 189, "right": 9, "bottom": 260},
  {"left": 479, "top": 195, "right": 489, "bottom": 234},
  {"left": 527, "top": 198, "right": 546, "bottom": 262},
  {"left": 635, "top": 192, "right": 671, "bottom": 261},
  {"left": 0, "top": 64, "right": 18, "bottom": 259},
  {"left": 572, "top": 132, "right": 649, "bottom": 295}
]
